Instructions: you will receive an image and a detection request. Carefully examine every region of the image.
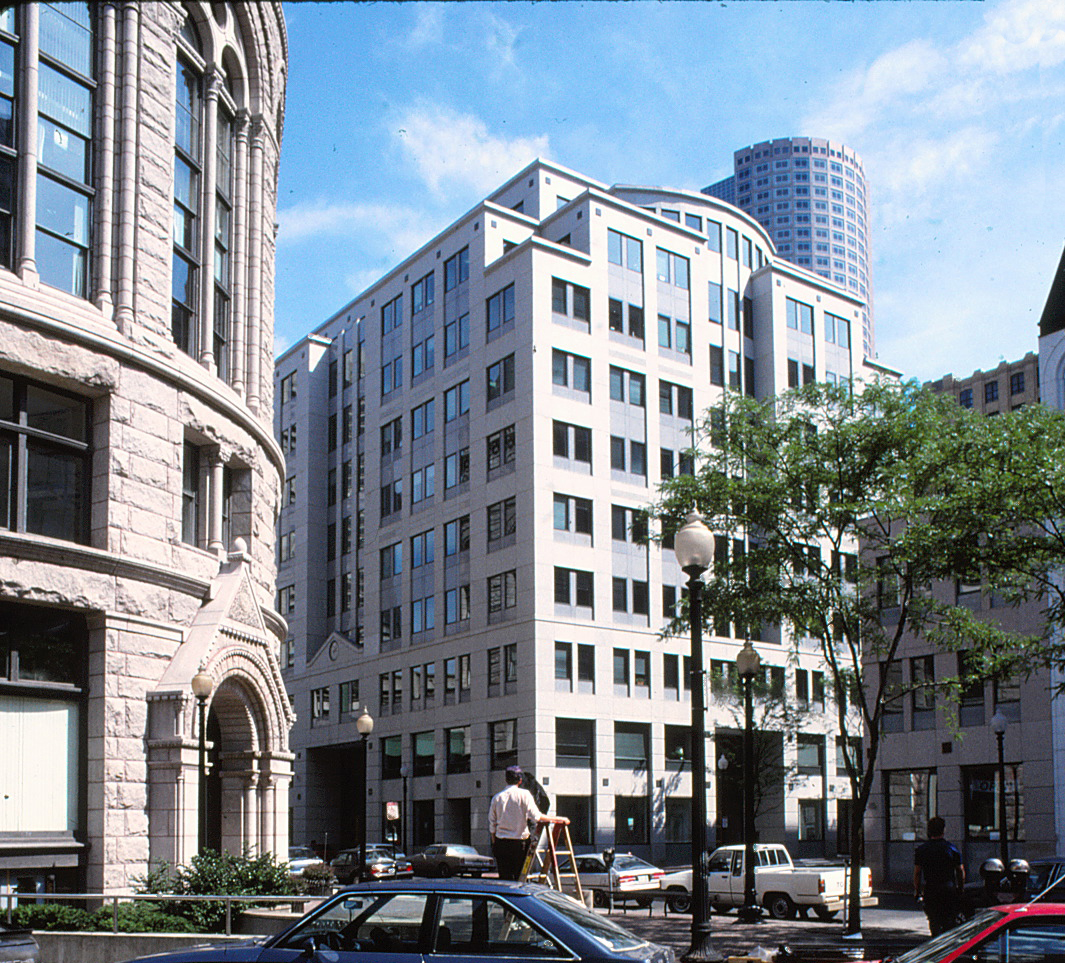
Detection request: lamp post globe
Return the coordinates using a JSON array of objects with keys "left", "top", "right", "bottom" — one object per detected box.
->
[
  {"left": 736, "top": 642, "right": 763, "bottom": 923},
  {"left": 675, "top": 512, "right": 714, "bottom": 574}
]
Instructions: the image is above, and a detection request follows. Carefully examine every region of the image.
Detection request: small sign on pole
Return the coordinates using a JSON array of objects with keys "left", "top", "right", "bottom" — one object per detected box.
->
[{"left": 386, "top": 801, "right": 400, "bottom": 821}]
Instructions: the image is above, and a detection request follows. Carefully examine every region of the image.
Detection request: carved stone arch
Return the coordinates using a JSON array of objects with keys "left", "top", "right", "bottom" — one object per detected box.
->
[
  {"left": 179, "top": 2, "right": 214, "bottom": 62},
  {"left": 220, "top": 45, "right": 246, "bottom": 108}
]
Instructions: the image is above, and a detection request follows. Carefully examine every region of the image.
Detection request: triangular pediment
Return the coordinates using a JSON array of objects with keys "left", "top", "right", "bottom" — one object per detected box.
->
[{"left": 307, "top": 630, "right": 361, "bottom": 669}]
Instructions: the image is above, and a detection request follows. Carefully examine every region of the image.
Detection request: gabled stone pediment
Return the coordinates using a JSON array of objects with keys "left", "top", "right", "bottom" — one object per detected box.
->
[{"left": 307, "top": 629, "right": 360, "bottom": 669}]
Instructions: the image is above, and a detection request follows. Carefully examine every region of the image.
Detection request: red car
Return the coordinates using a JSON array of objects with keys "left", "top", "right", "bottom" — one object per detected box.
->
[{"left": 874, "top": 903, "right": 1065, "bottom": 963}]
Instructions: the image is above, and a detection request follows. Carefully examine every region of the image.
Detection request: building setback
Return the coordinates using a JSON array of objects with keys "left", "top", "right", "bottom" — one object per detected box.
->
[
  {"left": 0, "top": 2, "right": 291, "bottom": 895},
  {"left": 703, "top": 136, "right": 874, "bottom": 361},
  {"left": 276, "top": 159, "right": 874, "bottom": 866}
]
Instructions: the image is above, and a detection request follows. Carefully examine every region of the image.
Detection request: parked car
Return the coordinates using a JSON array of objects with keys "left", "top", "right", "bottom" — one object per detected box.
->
[
  {"left": 1028, "top": 856, "right": 1065, "bottom": 901},
  {"left": 330, "top": 848, "right": 413, "bottom": 884},
  {"left": 558, "top": 852, "right": 665, "bottom": 907},
  {"left": 657, "top": 843, "right": 876, "bottom": 919},
  {"left": 856, "top": 904, "right": 1065, "bottom": 963},
  {"left": 117, "top": 877, "right": 676, "bottom": 963},
  {"left": 0, "top": 924, "right": 38, "bottom": 963},
  {"left": 366, "top": 843, "right": 415, "bottom": 877},
  {"left": 287, "top": 844, "right": 326, "bottom": 877},
  {"left": 411, "top": 843, "right": 496, "bottom": 878}
]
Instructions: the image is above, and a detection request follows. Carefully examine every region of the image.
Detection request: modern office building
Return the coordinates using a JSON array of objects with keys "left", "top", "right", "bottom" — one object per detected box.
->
[
  {"left": 865, "top": 350, "right": 1047, "bottom": 887},
  {"left": 275, "top": 159, "right": 874, "bottom": 865},
  {"left": 703, "top": 137, "right": 874, "bottom": 360},
  {"left": 0, "top": 3, "right": 290, "bottom": 896}
]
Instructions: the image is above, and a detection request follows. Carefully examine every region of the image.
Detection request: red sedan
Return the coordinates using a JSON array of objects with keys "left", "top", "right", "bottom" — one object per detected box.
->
[{"left": 875, "top": 903, "right": 1065, "bottom": 963}]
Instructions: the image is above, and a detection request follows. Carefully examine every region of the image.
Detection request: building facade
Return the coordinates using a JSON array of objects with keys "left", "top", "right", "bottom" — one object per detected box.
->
[
  {"left": 275, "top": 160, "right": 872, "bottom": 866},
  {"left": 703, "top": 136, "right": 874, "bottom": 361},
  {"left": 866, "top": 351, "right": 1048, "bottom": 887},
  {"left": 0, "top": 2, "right": 291, "bottom": 896}
]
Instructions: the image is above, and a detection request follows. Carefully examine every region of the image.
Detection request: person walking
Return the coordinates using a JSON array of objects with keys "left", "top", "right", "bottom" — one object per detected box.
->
[
  {"left": 914, "top": 816, "right": 965, "bottom": 936},
  {"left": 489, "top": 765, "right": 543, "bottom": 880}
]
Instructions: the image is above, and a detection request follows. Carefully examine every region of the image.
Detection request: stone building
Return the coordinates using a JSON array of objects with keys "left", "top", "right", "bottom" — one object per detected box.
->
[
  {"left": 275, "top": 159, "right": 874, "bottom": 866},
  {"left": 0, "top": 2, "right": 290, "bottom": 896}
]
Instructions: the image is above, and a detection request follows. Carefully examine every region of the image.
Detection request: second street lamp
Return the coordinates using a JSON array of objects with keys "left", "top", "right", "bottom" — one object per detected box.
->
[
  {"left": 674, "top": 512, "right": 721, "bottom": 963},
  {"left": 736, "top": 641, "right": 763, "bottom": 923},
  {"left": 191, "top": 667, "right": 214, "bottom": 854},
  {"left": 990, "top": 710, "right": 1009, "bottom": 867},
  {"left": 356, "top": 709, "right": 375, "bottom": 881}
]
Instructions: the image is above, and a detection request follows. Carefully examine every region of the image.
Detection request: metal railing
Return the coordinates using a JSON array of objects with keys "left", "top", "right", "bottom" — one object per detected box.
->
[{"left": 2, "top": 891, "right": 317, "bottom": 936}]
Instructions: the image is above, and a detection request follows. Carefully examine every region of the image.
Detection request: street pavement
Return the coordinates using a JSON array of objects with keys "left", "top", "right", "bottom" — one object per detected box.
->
[{"left": 599, "top": 894, "right": 929, "bottom": 961}]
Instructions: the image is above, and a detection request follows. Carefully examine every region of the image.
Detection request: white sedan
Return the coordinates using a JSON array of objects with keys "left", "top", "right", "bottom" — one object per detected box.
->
[{"left": 560, "top": 852, "right": 665, "bottom": 907}]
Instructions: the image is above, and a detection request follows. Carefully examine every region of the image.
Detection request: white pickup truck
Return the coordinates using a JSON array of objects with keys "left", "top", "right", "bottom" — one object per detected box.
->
[{"left": 659, "top": 843, "right": 877, "bottom": 920}]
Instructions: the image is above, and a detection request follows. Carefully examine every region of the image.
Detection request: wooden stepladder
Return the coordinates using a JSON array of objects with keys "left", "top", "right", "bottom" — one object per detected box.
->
[{"left": 519, "top": 816, "right": 584, "bottom": 903}]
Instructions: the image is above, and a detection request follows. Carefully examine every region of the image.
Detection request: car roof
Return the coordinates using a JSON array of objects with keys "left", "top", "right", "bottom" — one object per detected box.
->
[
  {"left": 995, "top": 902, "right": 1065, "bottom": 917},
  {"left": 337, "top": 878, "right": 541, "bottom": 895}
]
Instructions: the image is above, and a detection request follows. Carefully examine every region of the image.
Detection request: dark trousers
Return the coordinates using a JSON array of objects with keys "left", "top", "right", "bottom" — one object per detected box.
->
[
  {"left": 924, "top": 886, "right": 959, "bottom": 936},
  {"left": 492, "top": 838, "right": 527, "bottom": 881}
]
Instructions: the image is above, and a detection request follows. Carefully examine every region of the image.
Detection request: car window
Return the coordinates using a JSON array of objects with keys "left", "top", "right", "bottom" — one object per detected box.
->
[
  {"left": 613, "top": 856, "right": 650, "bottom": 872},
  {"left": 973, "top": 921, "right": 1065, "bottom": 963},
  {"left": 576, "top": 857, "right": 600, "bottom": 872},
  {"left": 757, "top": 850, "right": 771, "bottom": 866},
  {"left": 277, "top": 892, "right": 429, "bottom": 953},
  {"left": 707, "top": 853, "right": 731, "bottom": 873},
  {"left": 433, "top": 895, "right": 565, "bottom": 957},
  {"left": 535, "top": 889, "right": 646, "bottom": 953},
  {"left": 731, "top": 853, "right": 742, "bottom": 877}
]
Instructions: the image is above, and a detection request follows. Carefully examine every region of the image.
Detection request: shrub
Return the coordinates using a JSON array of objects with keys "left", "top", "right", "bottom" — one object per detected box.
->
[
  {"left": 137, "top": 849, "right": 297, "bottom": 932},
  {"left": 297, "top": 862, "right": 335, "bottom": 896},
  {"left": 89, "top": 901, "right": 198, "bottom": 933},
  {"left": 10, "top": 903, "right": 94, "bottom": 931}
]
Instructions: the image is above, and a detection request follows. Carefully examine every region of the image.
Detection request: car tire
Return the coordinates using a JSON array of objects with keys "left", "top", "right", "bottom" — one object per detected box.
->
[
  {"left": 665, "top": 889, "right": 691, "bottom": 914},
  {"left": 438, "top": 863, "right": 453, "bottom": 878},
  {"left": 765, "top": 893, "right": 796, "bottom": 920},
  {"left": 592, "top": 890, "right": 608, "bottom": 908},
  {"left": 635, "top": 897, "right": 653, "bottom": 909},
  {"left": 813, "top": 907, "right": 838, "bottom": 922}
]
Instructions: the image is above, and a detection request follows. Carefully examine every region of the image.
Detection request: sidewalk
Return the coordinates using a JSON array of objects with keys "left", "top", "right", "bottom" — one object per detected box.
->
[{"left": 600, "top": 899, "right": 929, "bottom": 961}]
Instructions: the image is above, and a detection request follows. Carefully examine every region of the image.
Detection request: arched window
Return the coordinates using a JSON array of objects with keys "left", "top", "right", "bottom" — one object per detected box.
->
[{"left": 173, "top": 28, "right": 203, "bottom": 356}]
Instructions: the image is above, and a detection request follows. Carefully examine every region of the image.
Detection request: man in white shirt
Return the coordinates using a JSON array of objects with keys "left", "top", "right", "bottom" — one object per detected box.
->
[{"left": 489, "top": 765, "right": 543, "bottom": 880}]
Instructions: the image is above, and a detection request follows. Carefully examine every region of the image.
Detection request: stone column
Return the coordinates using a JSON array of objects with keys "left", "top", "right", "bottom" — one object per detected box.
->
[
  {"left": 198, "top": 69, "right": 220, "bottom": 371},
  {"left": 16, "top": 2, "right": 38, "bottom": 281},
  {"left": 230, "top": 110, "right": 249, "bottom": 397},
  {"left": 114, "top": 1, "right": 140, "bottom": 332},
  {"left": 243, "top": 772, "right": 260, "bottom": 853},
  {"left": 260, "top": 775, "right": 276, "bottom": 856},
  {"left": 94, "top": 3, "right": 118, "bottom": 316},
  {"left": 245, "top": 117, "right": 264, "bottom": 413}
]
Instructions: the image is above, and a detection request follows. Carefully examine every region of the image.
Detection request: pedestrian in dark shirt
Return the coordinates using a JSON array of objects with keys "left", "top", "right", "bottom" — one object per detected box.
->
[{"left": 914, "top": 816, "right": 965, "bottom": 936}]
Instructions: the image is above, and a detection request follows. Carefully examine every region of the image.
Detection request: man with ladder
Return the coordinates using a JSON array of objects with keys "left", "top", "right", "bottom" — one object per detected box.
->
[{"left": 489, "top": 766, "right": 543, "bottom": 880}]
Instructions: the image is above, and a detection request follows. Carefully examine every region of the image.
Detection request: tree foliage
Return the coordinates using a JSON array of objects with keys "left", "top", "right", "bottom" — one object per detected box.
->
[{"left": 649, "top": 378, "right": 1056, "bottom": 930}]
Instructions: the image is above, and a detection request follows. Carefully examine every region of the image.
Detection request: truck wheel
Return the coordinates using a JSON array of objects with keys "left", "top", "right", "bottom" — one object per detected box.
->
[
  {"left": 765, "top": 893, "right": 795, "bottom": 920},
  {"left": 813, "top": 907, "right": 838, "bottom": 922},
  {"left": 665, "top": 889, "right": 691, "bottom": 914}
]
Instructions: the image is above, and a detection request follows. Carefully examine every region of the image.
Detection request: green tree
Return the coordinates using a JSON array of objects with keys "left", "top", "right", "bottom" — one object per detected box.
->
[{"left": 650, "top": 379, "right": 1038, "bottom": 932}]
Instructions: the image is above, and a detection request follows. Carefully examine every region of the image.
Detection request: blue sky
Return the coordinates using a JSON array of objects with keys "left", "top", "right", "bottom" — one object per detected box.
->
[{"left": 275, "top": 0, "right": 1065, "bottom": 383}]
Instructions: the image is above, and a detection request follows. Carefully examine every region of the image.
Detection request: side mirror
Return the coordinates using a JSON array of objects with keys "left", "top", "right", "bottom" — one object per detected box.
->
[{"left": 298, "top": 935, "right": 319, "bottom": 959}]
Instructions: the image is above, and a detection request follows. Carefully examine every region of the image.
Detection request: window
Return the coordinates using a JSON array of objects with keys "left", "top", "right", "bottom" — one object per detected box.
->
[
  {"left": 444, "top": 380, "right": 470, "bottom": 421},
  {"left": 381, "top": 735, "right": 402, "bottom": 778},
  {"left": 311, "top": 686, "right": 330, "bottom": 724},
  {"left": 277, "top": 585, "right": 296, "bottom": 614},
  {"left": 172, "top": 48, "right": 201, "bottom": 349},
  {"left": 611, "top": 505, "right": 647, "bottom": 542},
  {"left": 412, "top": 333, "right": 435, "bottom": 377},
  {"left": 615, "top": 795, "right": 649, "bottom": 845},
  {"left": 181, "top": 441, "right": 202, "bottom": 545},
  {"left": 726, "top": 227, "right": 738, "bottom": 259},
  {"left": 881, "top": 660, "right": 904, "bottom": 732},
  {"left": 444, "top": 312, "right": 470, "bottom": 357},
  {"left": 552, "top": 350, "right": 591, "bottom": 396},
  {"left": 338, "top": 680, "right": 359, "bottom": 718},
  {"left": 380, "top": 606, "right": 402, "bottom": 643},
  {"left": 410, "top": 529, "right": 434, "bottom": 569},
  {"left": 1010, "top": 371, "right": 1026, "bottom": 395},
  {"left": 959, "top": 651, "right": 986, "bottom": 726},
  {"left": 614, "top": 722, "right": 649, "bottom": 768},
  {"left": 911, "top": 655, "right": 936, "bottom": 730},
  {"left": 964, "top": 764, "right": 1023, "bottom": 843},
  {"left": 655, "top": 249, "right": 690, "bottom": 289},
  {"left": 607, "top": 229, "right": 642, "bottom": 271},
  {"left": 487, "top": 283, "right": 515, "bottom": 332},
  {"left": 886, "top": 770, "right": 937, "bottom": 841},
  {"left": 786, "top": 297, "right": 814, "bottom": 334},
  {"left": 486, "top": 354, "right": 515, "bottom": 402},
  {"left": 446, "top": 726, "right": 470, "bottom": 773},
  {"left": 799, "top": 800, "right": 824, "bottom": 841},
  {"left": 659, "top": 381, "right": 693, "bottom": 419},
  {"left": 554, "top": 494, "right": 592, "bottom": 534},
  {"left": 555, "top": 641, "right": 573, "bottom": 689},
  {"left": 411, "top": 271, "right": 435, "bottom": 313},
  {"left": 380, "top": 541, "right": 403, "bottom": 579},
  {"left": 552, "top": 421, "right": 592, "bottom": 467},
  {"left": 490, "top": 719, "right": 518, "bottom": 769},
  {"left": 380, "top": 478, "right": 402, "bottom": 518},
  {"left": 487, "top": 570, "right": 517, "bottom": 614},
  {"left": 554, "top": 567, "right": 594, "bottom": 609},
  {"left": 381, "top": 354, "right": 403, "bottom": 396},
  {"left": 412, "top": 399, "right": 435, "bottom": 439},
  {"left": 613, "top": 648, "right": 629, "bottom": 691},
  {"left": 380, "top": 417, "right": 402, "bottom": 457},
  {"left": 577, "top": 644, "right": 594, "bottom": 692},
  {"left": 487, "top": 497, "right": 516, "bottom": 544},
  {"left": 444, "top": 447, "right": 470, "bottom": 489},
  {"left": 381, "top": 293, "right": 402, "bottom": 332},
  {"left": 487, "top": 425, "right": 516, "bottom": 475},
  {"left": 959, "top": 388, "right": 973, "bottom": 408},
  {"left": 444, "top": 246, "right": 469, "bottom": 291},
  {"left": 984, "top": 381, "right": 999, "bottom": 403},
  {"left": 608, "top": 299, "right": 645, "bottom": 340},
  {"left": 609, "top": 366, "right": 645, "bottom": 407},
  {"left": 411, "top": 595, "right": 435, "bottom": 633},
  {"left": 634, "top": 649, "right": 650, "bottom": 685},
  {"left": 552, "top": 278, "right": 590, "bottom": 322},
  {"left": 411, "top": 730, "right": 435, "bottom": 775},
  {"left": 411, "top": 464, "right": 435, "bottom": 503},
  {"left": 556, "top": 718, "right": 594, "bottom": 768},
  {"left": 445, "top": 584, "right": 470, "bottom": 625},
  {"left": 797, "top": 735, "right": 824, "bottom": 776},
  {"left": 825, "top": 312, "right": 850, "bottom": 348},
  {"left": 727, "top": 289, "right": 740, "bottom": 330},
  {"left": 610, "top": 437, "right": 647, "bottom": 477},
  {"left": 707, "top": 220, "right": 721, "bottom": 251},
  {"left": 444, "top": 515, "right": 470, "bottom": 556}
]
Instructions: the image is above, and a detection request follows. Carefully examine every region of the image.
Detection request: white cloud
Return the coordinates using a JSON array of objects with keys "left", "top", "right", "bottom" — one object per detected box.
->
[
  {"left": 394, "top": 104, "right": 550, "bottom": 197},
  {"left": 958, "top": 0, "right": 1065, "bottom": 73},
  {"left": 403, "top": 6, "right": 445, "bottom": 51},
  {"left": 483, "top": 10, "right": 522, "bottom": 72},
  {"left": 276, "top": 199, "right": 441, "bottom": 255}
]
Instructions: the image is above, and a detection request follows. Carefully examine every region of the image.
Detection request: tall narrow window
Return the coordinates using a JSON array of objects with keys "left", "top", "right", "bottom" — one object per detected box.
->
[
  {"left": 0, "top": 8, "right": 17, "bottom": 270},
  {"left": 37, "top": 3, "right": 94, "bottom": 297},
  {"left": 173, "top": 48, "right": 202, "bottom": 354},
  {"left": 181, "top": 441, "right": 201, "bottom": 545},
  {"left": 213, "top": 110, "right": 233, "bottom": 378}
]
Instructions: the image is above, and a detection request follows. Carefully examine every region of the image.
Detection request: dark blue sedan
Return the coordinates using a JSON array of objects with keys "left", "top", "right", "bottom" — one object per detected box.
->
[{"left": 119, "top": 878, "right": 675, "bottom": 963}]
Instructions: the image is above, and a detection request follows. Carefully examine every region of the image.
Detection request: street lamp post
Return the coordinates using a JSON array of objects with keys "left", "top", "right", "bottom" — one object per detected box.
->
[
  {"left": 191, "top": 668, "right": 215, "bottom": 854},
  {"left": 399, "top": 763, "right": 410, "bottom": 855},
  {"left": 674, "top": 512, "right": 721, "bottom": 963},
  {"left": 736, "top": 641, "right": 763, "bottom": 924},
  {"left": 356, "top": 709, "right": 375, "bottom": 881},
  {"left": 990, "top": 710, "right": 1009, "bottom": 867}
]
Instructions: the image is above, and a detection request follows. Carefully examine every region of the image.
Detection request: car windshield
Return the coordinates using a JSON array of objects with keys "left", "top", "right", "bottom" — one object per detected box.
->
[
  {"left": 1029, "top": 864, "right": 1065, "bottom": 898},
  {"left": 894, "top": 910, "right": 1008, "bottom": 963},
  {"left": 613, "top": 855, "right": 653, "bottom": 872},
  {"left": 290, "top": 847, "right": 316, "bottom": 859},
  {"left": 449, "top": 846, "right": 480, "bottom": 855},
  {"left": 534, "top": 889, "right": 647, "bottom": 952}
]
